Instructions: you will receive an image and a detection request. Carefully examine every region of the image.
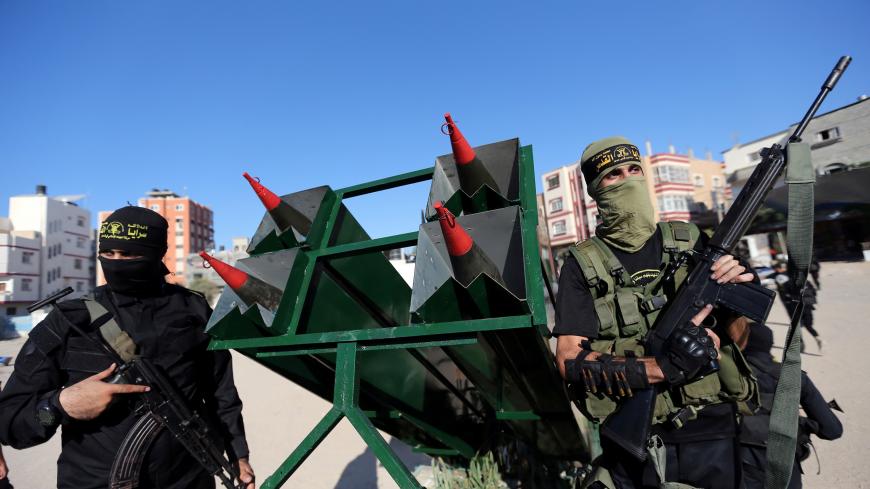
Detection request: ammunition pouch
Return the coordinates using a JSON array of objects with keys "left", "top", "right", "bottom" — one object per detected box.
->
[{"left": 566, "top": 349, "right": 649, "bottom": 397}]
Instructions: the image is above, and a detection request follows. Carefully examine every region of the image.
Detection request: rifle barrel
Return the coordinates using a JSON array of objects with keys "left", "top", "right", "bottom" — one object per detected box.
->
[
  {"left": 709, "top": 55, "right": 851, "bottom": 251},
  {"left": 27, "top": 287, "right": 74, "bottom": 313},
  {"left": 790, "top": 56, "right": 851, "bottom": 143}
]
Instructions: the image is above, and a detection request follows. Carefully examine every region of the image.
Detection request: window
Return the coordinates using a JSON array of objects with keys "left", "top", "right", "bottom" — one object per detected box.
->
[
  {"left": 176, "top": 218, "right": 184, "bottom": 231},
  {"left": 6, "top": 307, "right": 16, "bottom": 315},
  {"left": 23, "top": 278, "right": 32, "bottom": 291},
  {"left": 712, "top": 176, "right": 722, "bottom": 189},
  {"left": 657, "top": 195, "right": 690, "bottom": 212},
  {"left": 0, "top": 282, "right": 6, "bottom": 292},
  {"left": 22, "top": 251, "right": 34, "bottom": 264},
  {"left": 654, "top": 165, "right": 690, "bottom": 184},
  {"left": 693, "top": 175, "right": 704, "bottom": 187},
  {"left": 77, "top": 237, "right": 85, "bottom": 248},
  {"left": 816, "top": 127, "right": 840, "bottom": 142},
  {"left": 77, "top": 216, "right": 85, "bottom": 227},
  {"left": 74, "top": 259, "right": 82, "bottom": 270},
  {"left": 547, "top": 175, "right": 560, "bottom": 190},
  {"left": 747, "top": 151, "right": 762, "bottom": 164},
  {"left": 151, "top": 204, "right": 160, "bottom": 211},
  {"left": 552, "top": 220, "right": 567, "bottom": 236},
  {"left": 550, "top": 197, "right": 563, "bottom": 212},
  {"left": 175, "top": 204, "right": 184, "bottom": 211},
  {"left": 76, "top": 281, "right": 83, "bottom": 292}
]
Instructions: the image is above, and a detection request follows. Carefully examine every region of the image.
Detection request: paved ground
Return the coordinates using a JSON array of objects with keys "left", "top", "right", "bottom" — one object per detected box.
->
[{"left": 1, "top": 261, "right": 867, "bottom": 488}]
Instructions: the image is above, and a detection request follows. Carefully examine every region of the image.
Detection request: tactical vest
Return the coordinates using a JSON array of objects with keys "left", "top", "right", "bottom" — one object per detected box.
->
[{"left": 569, "top": 221, "right": 757, "bottom": 423}]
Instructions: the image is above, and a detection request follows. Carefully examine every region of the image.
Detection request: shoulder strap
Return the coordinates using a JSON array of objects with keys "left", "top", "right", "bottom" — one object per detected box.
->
[
  {"left": 570, "top": 237, "right": 633, "bottom": 295},
  {"left": 569, "top": 239, "right": 609, "bottom": 293},
  {"left": 587, "top": 237, "right": 633, "bottom": 287},
  {"left": 83, "top": 297, "right": 138, "bottom": 363}
]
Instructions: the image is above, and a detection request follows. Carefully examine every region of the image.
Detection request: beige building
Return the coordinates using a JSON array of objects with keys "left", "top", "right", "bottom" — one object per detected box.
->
[
  {"left": 98, "top": 189, "right": 214, "bottom": 286},
  {"left": 648, "top": 150, "right": 731, "bottom": 227}
]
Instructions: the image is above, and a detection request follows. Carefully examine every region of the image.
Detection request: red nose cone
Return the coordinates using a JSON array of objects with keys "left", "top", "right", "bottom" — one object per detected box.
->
[
  {"left": 433, "top": 201, "right": 473, "bottom": 256},
  {"left": 199, "top": 251, "right": 249, "bottom": 290},
  {"left": 243, "top": 172, "right": 283, "bottom": 211},
  {"left": 443, "top": 113, "right": 477, "bottom": 165}
]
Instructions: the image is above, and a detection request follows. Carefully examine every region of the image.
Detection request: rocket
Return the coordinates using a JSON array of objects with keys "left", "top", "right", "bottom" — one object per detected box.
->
[
  {"left": 433, "top": 201, "right": 504, "bottom": 287},
  {"left": 200, "top": 251, "right": 284, "bottom": 310},
  {"left": 243, "top": 172, "right": 311, "bottom": 235},
  {"left": 442, "top": 113, "right": 499, "bottom": 196}
]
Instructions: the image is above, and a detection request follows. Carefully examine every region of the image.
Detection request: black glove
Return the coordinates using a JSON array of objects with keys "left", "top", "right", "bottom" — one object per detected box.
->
[{"left": 657, "top": 325, "right": 718, "bottom": 386}]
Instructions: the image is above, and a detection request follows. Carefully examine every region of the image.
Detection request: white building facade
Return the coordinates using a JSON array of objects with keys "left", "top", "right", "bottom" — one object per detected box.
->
[
  {"left": 6, "top": 186, "right": 95, "bottom": 311},
  {"left": 0, "top": 217, "right": 42, "bottom": 317}
]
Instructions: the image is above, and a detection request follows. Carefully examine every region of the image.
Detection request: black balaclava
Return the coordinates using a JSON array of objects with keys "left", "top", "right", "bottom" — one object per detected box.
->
[{"left": 98, "top": 206, "right": 169, "bottom": 296}]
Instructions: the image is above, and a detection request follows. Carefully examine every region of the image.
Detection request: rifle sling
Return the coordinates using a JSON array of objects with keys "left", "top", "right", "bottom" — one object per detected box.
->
[
  {"left": 765, "top": 142, "right": 815, "bottom": 489},
  {"left": 83, "top": 298, "right": 138, "bottom": 364}
]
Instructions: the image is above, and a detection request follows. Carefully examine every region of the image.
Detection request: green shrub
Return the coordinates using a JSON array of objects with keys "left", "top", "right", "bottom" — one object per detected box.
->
[{"left": 431, "top": 452, "right": 507, "bottom": 489}]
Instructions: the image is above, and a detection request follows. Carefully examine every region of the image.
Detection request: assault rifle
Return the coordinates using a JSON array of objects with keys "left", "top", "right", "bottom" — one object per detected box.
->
[
  {"left": 103, "top": 357, "right": 246, "bottom": 489},
  {"left": 28, "top": 289, "right": 246, "bottom": 489},
  {"left": 601, "top": 56, "right": 851, "bottom": 460}
]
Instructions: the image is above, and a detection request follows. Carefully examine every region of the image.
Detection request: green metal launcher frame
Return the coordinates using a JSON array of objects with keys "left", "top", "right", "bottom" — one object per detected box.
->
[{"left": 206, "top": 142, "right": 588, "bottom": 488}]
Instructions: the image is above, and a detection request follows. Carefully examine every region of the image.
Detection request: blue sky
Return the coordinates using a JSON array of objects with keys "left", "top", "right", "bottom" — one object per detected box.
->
[{"left": 1, "top": 1, "right": 867, "bottom": 247}]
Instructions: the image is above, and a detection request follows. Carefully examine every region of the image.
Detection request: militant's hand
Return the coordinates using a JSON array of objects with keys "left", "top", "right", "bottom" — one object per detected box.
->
[
  {"left": 58, "top": 364, "right": 150, "bottom": 421},
  {"left": 656, "top": 305, "right": 720, "bottom": 386},
  {"left": 710, "top": 254, "right": 754, "bottom": 284},
  {"left": 236, "top": 457, "right": 255, "bottom": 489}
]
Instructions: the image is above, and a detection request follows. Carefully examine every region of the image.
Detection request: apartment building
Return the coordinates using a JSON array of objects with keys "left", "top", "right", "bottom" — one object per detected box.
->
[
  {"left": 0, "top": 217, "right": 42, "bottom": 317},
  {"left": 650, "top": 150, "right": 731, "bottom": 226},
  {"left": 97, "top": 189, "right": 214, "bottom": 286},
  {"left": 539, "top": 165, "right": 589, "bottom": 269},
  {"left": 4, "top": 187, "right": 95, "bottom": 312}
]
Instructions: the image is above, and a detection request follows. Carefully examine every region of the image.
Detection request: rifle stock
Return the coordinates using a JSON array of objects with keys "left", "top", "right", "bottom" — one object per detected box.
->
[{"left": 599, "top": 56, "right": 850, "bottom": 459}]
